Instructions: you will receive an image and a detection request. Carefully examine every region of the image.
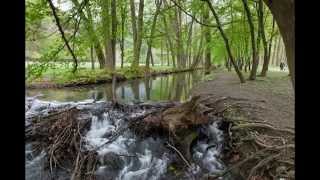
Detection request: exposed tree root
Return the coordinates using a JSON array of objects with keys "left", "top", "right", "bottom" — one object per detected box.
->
[{"left": 26, "top": 95, "right": 294, "bottom": 180}]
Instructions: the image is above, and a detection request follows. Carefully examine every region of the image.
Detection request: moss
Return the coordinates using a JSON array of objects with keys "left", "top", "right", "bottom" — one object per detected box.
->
[{"left": 27, "top": 66, "right": 197, "bottom": 88}]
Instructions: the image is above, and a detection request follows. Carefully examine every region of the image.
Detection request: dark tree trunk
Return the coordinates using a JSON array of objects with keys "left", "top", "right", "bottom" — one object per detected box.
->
[
  {"left": 241, "top": 0, "right": 258, "bottom": 80},
  {"left": 146, "top": 0, "right": 161, "bottom": 69},
  {"left": 263, "top": 0, "right": 294, "bottom": 88},
  {"left": 111, "top": 0, "right": 117, "bottom": 70},
  {"left": 72, "top": 0, "right": 105, "bottom": 68},
  {"left": 120, "top": 0, "right": 126, "bottom": 69},
  {"left": 260, "top": 17, "right": 275, "bottom": 76},
  {"left": 90, "top": 46, "right": 95, "bottom": 69},
  {"left": 205, "top": 0, "right": 245, "bottom": 83},
  {"left": 204, "top": 7, "right": 211, "bottom": 74},
  {"left": 47, "top": 0, "right": 78, "bottom": 73}
]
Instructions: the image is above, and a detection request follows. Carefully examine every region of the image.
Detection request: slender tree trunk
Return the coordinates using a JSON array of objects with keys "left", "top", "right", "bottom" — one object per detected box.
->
[
  {"left": 191, "top": 26, "right": 204, "bottom": 69},
  {"left": 204, "top": 0, "right": 245, "bottom": 83},
  {"left": 161, "top": 39, "right": 163, "bottom": 66},
  {"left": 120, "top": 0, "right": 126, "bottom": 68},
  {"left": 100, "top": 0, "right": 114, "bottom": 71},
  {"left": 48, "top": 0, "right": 78, "bottom": 72},
  {"left": 166, "top": 40, "right": 170, "bottom": 66},
  {"left": 260, "top": 17, "right": 275, "bottom": 76},
  {"left": 186, "top": 19, "right": 194, "bottom": 69},
  {"left": 111, "top": 0, "right": 117, "bottom": 70},
  {"left": 90, "top": 46, "right": 95, "bottom": 69},
  {"left": 130, "top": 0, "right": 144, "bottom": 68},
  {"left": 203, "top": 7, "right": 211, "bottom": 74},
  {"left": 72, "top": 0, "right": 105, "bottom": 68},
  {"left": 146, "top": 0, "right": 161, "bottom": 69},
  {"left": 163, "top": 15, "right": 176, "bottom": 68},
  {"left": 150, "top": 51, "right": 154, "bottom": 67},
  {"left": 241, "top": 0, "right": 258, "bottom": 80},
  {"left": 174, "top": 2, "right": 183, "bottom": 69}
]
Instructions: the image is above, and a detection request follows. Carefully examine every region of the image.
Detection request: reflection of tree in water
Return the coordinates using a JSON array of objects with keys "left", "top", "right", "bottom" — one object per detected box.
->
[
  {"left": 160, "top": 77, "right": 163, "bottom": 99},
  {"left": 144, "top": 76, "right": 151, "bottom": 100},
  {"left": 97, "top": 91, "right": 104, "bottom": 100},
  {"left": 130, "top": 80, "right": 140, "bottom": 101},
  {"left": 121, "top": 86, "right": 125, "bottom": 99},
  {"left": 104, "top": 84, "right": 113, "bottom": 101},
  {"left": 104, "top": 75, "right": 117, "bottom": 102},
  {"left": 173, "top": 73, "right": 186, "bottom": 101}
]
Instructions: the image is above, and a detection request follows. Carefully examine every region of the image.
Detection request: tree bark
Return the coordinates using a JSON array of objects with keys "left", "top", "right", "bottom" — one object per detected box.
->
[
  {"left": 146, "top": 0, "right": 162, "bottom": 69},
  {"left": 262, "top": 0, "right": 294, "bottom": 88},
  {"left": 111, "top": 0, "right": 117, "bottom": 70},
  {"left": 260, "top": 17, "right": 275, "bottom": 76},
  {"left": 90, "top": 46, "right": 94, "bottom": 69},
  {"left": 163, "top": 14, "right": 176, "bottom": 68},
  {"left": 47, "top": 0, "right": 78, "bottom": 73},
  {"left": 120, "top": 0, "right": 126, "bottom": 68},
  {"left": 204, "top": 7, "right": 212, "bottom": 74},
  {"left": 71, "top": 0, "right": 105, "bottom": 68},
  {"left": 241, "top": 0, "right": 258, "bottom": 80},
  {"left": 130, "top": 0, "right": 144, "bottom": 68},
  {"left": 204, "top": 0, "right": 245, "bottom": 83}
]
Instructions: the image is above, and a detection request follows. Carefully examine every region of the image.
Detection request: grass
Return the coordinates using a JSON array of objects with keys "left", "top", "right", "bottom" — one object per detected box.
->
[{"left": 27, "top": 65, "right": 194, "bottom": 88}]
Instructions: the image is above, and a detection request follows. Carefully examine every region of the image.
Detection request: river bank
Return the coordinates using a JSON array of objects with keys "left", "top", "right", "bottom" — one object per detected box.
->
[{"left": 27, "top": 66, "right": 203, "bottom": 89}]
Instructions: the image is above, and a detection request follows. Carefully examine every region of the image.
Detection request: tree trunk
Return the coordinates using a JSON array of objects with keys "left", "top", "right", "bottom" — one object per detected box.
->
[
  {"left": 71, "top": 0, "right": 105, "bottom": 68},
  {"left": 174, "top": 2, "right": 183, "bottom": 69},
  {"left": 90, "top": 46, "right": 95, "bottom": 69},
  {"left": 120, "top": 0, "right": 126, "bottom": 68},
  {"left": 48, "top": 0, "right": 78, "bottom": 73},
  {"left": 130, "top": 0, "right": 144, "bottom": 68},
  {"left": 262, "top": 0, "right": 294, "bottom": 88},
  {"left": 260, "top": 17, "right": 275, "bottom": 76},
  {"left": 163, "top": 15, "right": 176, "bottom": 68},
  {"left": 186, "top": 19, "right": 194, "bottom": 69},
  {"left": 241, "top": 0, "right": 258, "bottom": 80},
  {"left": 161, "top": 39, "right": 163, "bottom": 66},
  {"left": 111, "top": 0, "right": 117, "bottom": 70},
  {"left": 146, "top": 0, "right": 161, "bottom": 69},
  {"left": 204, "top": 7, "right": 212, "bottom": 74},
  {"left": 205, "top": 0, "right": 245, "bottom": 83}
]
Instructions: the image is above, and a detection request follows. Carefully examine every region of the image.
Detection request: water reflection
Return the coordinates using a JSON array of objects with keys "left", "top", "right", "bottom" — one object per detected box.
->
[{"left": 26, "top": 70, "right": 206, "bottom": 103}]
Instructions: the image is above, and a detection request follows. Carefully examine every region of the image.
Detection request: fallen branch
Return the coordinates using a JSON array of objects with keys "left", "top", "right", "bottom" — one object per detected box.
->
[{"left": 165, "top": 142, "right": 192, "bottom": 169}]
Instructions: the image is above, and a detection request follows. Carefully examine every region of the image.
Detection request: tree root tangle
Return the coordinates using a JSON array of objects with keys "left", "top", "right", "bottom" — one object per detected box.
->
[{"left": 26, "top": 95, "right": 294, "bottom": 180}]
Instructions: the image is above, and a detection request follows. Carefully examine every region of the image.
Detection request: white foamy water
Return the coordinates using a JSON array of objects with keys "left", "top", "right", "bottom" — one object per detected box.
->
[{"left": 26, "top": 98, "right": 229, "bottom": 180}]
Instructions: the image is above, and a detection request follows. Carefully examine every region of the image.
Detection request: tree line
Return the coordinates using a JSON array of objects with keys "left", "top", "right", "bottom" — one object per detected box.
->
[{"left": 26, "top": 0, "right": 291, "bottom": 83}]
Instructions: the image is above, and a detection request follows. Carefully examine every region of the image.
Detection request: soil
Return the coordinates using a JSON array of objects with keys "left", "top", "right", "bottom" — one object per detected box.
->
[{"left": 191, "top": 70, "right": 294, "bottom": 129}]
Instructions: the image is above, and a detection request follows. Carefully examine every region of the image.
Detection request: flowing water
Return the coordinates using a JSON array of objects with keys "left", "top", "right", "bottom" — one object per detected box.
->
[
  {"left": 26, "top": 70, "right": 206, "bottom": 103},
  {"left": 26, "top": 70, "right": 233, "bottom": 180}
]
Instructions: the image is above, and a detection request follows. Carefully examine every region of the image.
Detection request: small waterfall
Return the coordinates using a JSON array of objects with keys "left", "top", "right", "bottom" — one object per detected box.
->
[{"left": 26, "top": 98, "right": 230, "bottom": 180}]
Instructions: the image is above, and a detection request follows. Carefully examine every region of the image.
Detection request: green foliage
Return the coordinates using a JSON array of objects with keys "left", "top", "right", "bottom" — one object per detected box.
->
[{"left": 26, "top": 0, "right": 280, "bottom": 84}]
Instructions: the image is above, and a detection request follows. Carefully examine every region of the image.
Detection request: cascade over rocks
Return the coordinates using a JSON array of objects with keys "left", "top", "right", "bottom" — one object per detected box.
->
[{"left": 25, "top": 95, "right": 294, "bottom": 180}]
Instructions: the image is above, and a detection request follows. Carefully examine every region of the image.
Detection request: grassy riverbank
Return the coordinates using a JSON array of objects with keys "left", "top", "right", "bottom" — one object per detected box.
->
[{"left": 26, "top": 66, "right": 202, "bottom": 88}]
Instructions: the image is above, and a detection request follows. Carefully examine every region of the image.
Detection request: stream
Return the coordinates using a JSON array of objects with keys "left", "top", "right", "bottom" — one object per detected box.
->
[
  {"left": 26, "top": 70, "right": 207, "bottom": 102},
  {"left": 26, "top": 70, "right": 233, "bottom": 180}
]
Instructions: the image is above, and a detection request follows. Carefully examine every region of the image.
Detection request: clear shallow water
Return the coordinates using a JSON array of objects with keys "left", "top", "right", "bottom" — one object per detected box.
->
[
  {"left": 26, "top": 70, "right": 206, "bottom": 103},
  {"left": 25, "top": 97, "right": 231, "bottom": 180}
]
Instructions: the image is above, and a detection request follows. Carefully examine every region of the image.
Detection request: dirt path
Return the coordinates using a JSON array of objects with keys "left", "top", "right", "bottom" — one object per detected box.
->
[{"left": 191, "top": 70, "right": 294, "bottom": 129}]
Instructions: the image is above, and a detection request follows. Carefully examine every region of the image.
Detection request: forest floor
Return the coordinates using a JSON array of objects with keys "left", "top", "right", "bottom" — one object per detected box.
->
[
  {"left": 191, "top": 70, "right": 294, "bottom": 179},
  {"left": 192, "top": 69, "right": 294, "bottom": 129}
]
